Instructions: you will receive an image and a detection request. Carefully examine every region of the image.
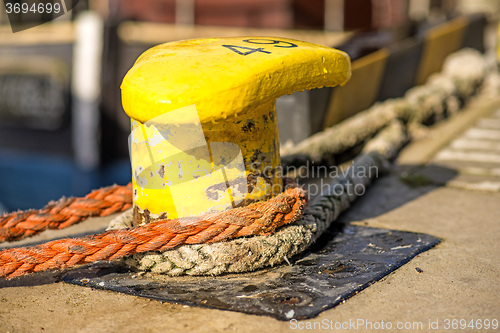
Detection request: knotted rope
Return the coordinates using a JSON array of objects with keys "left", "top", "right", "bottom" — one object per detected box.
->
[
  {"left": 0, "top": 186, "right": 307, "bottom": 278},
  {"left": 0, "top": 184, "right": 133, "bottom": 243}
]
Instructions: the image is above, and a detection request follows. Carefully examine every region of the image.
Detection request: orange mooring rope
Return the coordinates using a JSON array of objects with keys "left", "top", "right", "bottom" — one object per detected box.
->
[
  {"left": 0, "top": 186, "right": 307, "bottom": 279},
  {"left": 0, "top": 184, "right": 133, "bottom": 243}
]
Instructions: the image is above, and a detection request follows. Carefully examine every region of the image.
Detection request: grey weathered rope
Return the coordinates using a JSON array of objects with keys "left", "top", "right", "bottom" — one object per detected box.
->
[
  {"left": 280, "top": 99, "right": 411, "bottom": 166},
  {"left": 362, "top": 119, "right": 407, "bottom": 157},
  {"left": 281, "top": 48, "right": 488, "bottom": 166}
]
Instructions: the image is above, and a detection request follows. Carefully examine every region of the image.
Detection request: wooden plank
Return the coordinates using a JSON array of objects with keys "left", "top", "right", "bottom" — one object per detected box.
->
[
  {"left": 462, "top": 13, "right": 487, "bottom": 52},
  {"left": 323, "top": 48, "right": 389, "bottom": 128},
  {"left": 378, "top": 38, "right": 423, "bottom": 101},
  {"left": 415, "top": 16, "right": 467, "bottom": 85}
]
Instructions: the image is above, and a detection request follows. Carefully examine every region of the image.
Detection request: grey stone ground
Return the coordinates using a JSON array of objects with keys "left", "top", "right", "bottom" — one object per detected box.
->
[{"left": 0, "top": 96, "right": 499, "bottom": 332}]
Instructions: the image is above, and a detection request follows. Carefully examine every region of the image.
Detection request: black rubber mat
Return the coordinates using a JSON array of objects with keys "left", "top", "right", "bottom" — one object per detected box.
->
[{"left": 61, "top": 225, "right": 440, "bottom": 320}]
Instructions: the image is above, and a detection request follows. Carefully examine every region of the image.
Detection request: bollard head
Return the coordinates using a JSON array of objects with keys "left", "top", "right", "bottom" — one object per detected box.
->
[{"left": 121, "top": 37, "right": 351, "bottom": 224}]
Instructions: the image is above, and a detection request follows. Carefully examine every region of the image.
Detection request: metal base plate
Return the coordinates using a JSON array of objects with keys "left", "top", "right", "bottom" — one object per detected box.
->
[{"left": 61, "top": 225, "right": 439, "bottom": 320}]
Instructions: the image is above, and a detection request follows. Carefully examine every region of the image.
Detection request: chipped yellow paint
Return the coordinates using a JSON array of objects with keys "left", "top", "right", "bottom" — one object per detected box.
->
[{"left": 121, "top": 37, "right": 351, "bottom": 222}]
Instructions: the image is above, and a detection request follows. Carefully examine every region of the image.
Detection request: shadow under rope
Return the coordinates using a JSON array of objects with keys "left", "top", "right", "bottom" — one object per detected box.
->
[{"left": 334, "top": 163, "right": 458, "bottom": 225}]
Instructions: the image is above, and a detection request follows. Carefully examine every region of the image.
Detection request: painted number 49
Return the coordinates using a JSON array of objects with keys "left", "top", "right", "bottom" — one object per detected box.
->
[{"left": 222, "top": 39, "right": 298, "bottom": 56}]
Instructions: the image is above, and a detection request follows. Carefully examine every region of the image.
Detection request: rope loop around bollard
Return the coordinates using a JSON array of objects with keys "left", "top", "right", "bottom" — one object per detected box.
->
[{"left": 0, "top": 181, "right": 307, "bottom": 279}]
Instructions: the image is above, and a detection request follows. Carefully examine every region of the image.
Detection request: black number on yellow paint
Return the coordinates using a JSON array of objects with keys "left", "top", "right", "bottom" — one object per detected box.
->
[
  {"left": 243, "top": 39, "right": 298, "bottom": 48},
  {"left": 223, "top": 39, "right": 298, "bottom": 56},
  {"left": 222, "top": 45, "right": 271, "bottom": 56}
]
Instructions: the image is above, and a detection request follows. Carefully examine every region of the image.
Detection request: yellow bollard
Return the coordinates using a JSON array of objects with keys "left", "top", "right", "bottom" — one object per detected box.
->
[{"left": 121, "top": 37, "right": 351, "bottom": 224}]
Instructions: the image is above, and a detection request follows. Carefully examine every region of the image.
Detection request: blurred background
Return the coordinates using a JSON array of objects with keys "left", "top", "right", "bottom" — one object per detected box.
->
[{"left": 0, "top": 0, "right": 499, "bottom": 213}]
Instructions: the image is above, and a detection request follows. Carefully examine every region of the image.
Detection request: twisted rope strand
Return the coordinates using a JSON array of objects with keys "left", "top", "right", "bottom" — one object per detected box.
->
[
  {"left": 0, "top": 184, "right": 133, "bottom": 243},
  {"left": 0, "top": 186, "right": 307, "bottom": 278}
]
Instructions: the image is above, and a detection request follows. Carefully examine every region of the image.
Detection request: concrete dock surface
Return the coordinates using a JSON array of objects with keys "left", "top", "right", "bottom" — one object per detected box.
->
[{"left": 1, "top": 95, "right": 499, "bottom": 332}]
